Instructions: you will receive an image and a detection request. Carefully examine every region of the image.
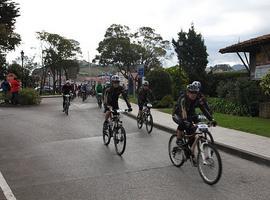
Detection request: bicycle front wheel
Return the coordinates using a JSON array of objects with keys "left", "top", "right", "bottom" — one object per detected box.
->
[
  {"left": 204, "top": 131, "right": 214, "bottom": 143},
  {"left": 137, "top": 114, "right": 143, "bottom": 129},
  {"left": 103, "top": 122, "right": 111, "bottom": 145},
  {"left": 65, "top": 104, "right": 69, "bottom": 115},
  {"left": 114, "top": 127, "right": 126, "bottom": 156},
  {"left": 197, "top": 143, "right": 222, "bottom": 185},
  {"left": 146, "top": 114, "right": 153, "bottom": 134}
]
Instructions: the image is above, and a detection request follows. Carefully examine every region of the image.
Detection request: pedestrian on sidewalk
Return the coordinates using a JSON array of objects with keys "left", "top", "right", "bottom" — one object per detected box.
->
[
  {"left": 9, "top": 77, "right": 20, "bottom": 105},
  {"left": 1, "top": 78, "right": 11, "bottom": 103}
]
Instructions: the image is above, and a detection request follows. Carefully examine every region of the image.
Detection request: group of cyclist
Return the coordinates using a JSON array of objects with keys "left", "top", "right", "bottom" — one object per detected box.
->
[{"left": 62, "top": 75, "right": 216, "bottom": 152}]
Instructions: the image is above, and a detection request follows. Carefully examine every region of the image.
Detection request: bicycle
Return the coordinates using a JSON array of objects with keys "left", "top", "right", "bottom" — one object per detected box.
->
[
  {"left": 82, "top": 91, "right": 87, "bottom": 102},
  {"left": 137, "top": 103, "right": 154, "bottom": 134},
  {"left": 168, "top": 117, "right": 222, "bottom": 185},
  {"left": 63, "top": 94, "right": 71, "bottom": 115},
  {"left": 103, "top": 108, "right": 130, "bottom": 156},
  {"left": 96, "top": 93, "right": 102, "bottom": 109}
]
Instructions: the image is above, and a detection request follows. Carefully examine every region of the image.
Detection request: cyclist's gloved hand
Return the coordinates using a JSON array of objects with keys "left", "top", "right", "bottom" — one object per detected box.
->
[
  {"left": 128, "top": 107, "right": 132, "bottom": 112},
  {"left": 183, "top": 120, "right": 191, "bottom": 128},
  {"left": 211, "top": 120, "right": 217, "bottom": 127}
]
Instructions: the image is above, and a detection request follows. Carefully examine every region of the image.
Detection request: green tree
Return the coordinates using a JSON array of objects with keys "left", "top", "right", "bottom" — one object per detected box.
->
[
  {"left": 165, "top": 65, "right": 188, "bottom": 99},
  {"left": 94, "top": 24, "right": 171, "bottom": 78},
  {"left": 94, "top": 24, "right": 142, "bottom": 79},
  {"left": 172, "top": 24, "right": 208, "bottom": 82},
  {"left": 0, "top": 0, "right": 21, "bottom": 71},
  {"left": 146, "top": 69, "right": 172, "bottom": 100},
  {"left": 133, "top": 27, "right": 170, "bottom": 73},
  {"left": 260, "top": 72, "right": 270, "bottom": 95},
  {"left": 36, "top": 31, "right": 81, "bottom": 92}
]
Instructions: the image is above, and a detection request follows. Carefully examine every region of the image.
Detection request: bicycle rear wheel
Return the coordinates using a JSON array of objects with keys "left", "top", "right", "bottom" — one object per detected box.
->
[
  {"left": 146, "top": 114, "right": 153, "bottom": 134},
  {"left": 114, "top": 127, "right": 126, "bottom": 156},
  {"left": 197, "top": 143, "right": 222, "bottom": 185},
  {"left": 103, "top": 122, "right": 111, "bottom": 145},
  {"left": 168, "top": 135, "right": 185, "bottom": 167}
]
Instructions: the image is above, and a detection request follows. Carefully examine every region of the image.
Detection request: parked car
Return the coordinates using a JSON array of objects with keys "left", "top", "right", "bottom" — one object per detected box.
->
[{"left": 35, "top": 86, "right": 53, "bottom": 93}]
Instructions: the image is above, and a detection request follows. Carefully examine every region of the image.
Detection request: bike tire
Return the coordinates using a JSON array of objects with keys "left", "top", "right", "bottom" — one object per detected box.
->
[
  {"left": 146, "top": 114, "right": 153, "bottom": 134},
  {"left": 103, "top": 122, "right": 111, "bottom": 145},
  {"left": 65, "top": 104, "right": 69, "bottom": 115},
  {"left": 197, "top": 143, "right": 222, "bottom": 185},
  {"left": 114, "top": 127, "right": 126, "bottom": 156},
  {"left": 204, "top": 131, "right": 214, "bottom": 143},
  {"left": 168, "top": 135, "right": 185, "bottom": 167},
  {"left": 137, "top": 114, "right": 143, "bottom": 129}
]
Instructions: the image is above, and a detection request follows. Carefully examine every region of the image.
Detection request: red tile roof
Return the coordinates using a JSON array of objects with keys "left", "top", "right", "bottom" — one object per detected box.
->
[{"left": 219, "top": 34, "right": 270, "bottom": 53}]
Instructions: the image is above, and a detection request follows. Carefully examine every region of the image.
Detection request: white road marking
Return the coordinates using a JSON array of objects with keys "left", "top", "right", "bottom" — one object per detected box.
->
[{"left": 0, "top": 171, "right": 17, "bottom": 200}]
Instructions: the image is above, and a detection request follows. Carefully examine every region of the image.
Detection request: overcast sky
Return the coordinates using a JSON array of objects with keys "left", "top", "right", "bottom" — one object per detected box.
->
[{"left": 6, "top": 0, "right": 270, "bottom": 67}]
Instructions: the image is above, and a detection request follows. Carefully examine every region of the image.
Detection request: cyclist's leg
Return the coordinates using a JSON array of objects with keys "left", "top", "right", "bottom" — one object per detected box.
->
[
  {"left": 138, "top": 102, "right": 143, "bottom": 117},
  {"left": 63, "top": 96, "right": 66, "bottom": 109}
]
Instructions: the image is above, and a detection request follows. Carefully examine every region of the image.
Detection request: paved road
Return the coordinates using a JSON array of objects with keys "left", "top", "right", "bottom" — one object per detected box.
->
[{"left": 0, "top": 98, "right": 269, "bottom": 200}]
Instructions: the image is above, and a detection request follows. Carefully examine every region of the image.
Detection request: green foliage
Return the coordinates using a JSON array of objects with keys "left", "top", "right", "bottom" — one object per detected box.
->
[
  {"left": 146, "top": 69, "right": 172, "bottom": 100},
  {"left": 165, "top": 65, "right": 189, "bottom": 99},
  {"left": 36, "top": 31, "right": 81, "bottom": 93},
  {"left": 0, "top": 0, "right": 21, "bottom": 77},
  {"left": 94, "top": 24, "right": 170, "bottom": 78},
  {"left": 216, "top": 78, "right": 266, "bottom": 116},
  {"left": 156, "top": 95, "right": 174, "bottom": 108},
  {"left": 18, "top": 88, "right": 41, "bottom": 105},
  {"left": 208, "top": 97, "right": 249, "bottom": 116},
  {"left": 205, "top": 71, "right": 249, "bottom": 96},
  {"left": 260, "top": 71, "right": 270, "bottom": 95},
  {"left": 172, "top": 24, "right": 208, "bottom": 82}
]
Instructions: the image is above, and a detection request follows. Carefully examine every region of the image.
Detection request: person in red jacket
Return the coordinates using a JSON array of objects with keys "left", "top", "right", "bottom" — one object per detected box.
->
[{"left": 9, "top": 78, "right": 20, "bottom": 105}]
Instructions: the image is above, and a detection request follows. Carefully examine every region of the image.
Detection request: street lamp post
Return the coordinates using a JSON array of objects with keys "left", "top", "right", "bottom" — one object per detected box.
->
[
  {"left": 21, "top": 50, "right": 24, "bottom": 88},
  {"left": 48, "top": 71, "right": 51, "bottom": 94}
]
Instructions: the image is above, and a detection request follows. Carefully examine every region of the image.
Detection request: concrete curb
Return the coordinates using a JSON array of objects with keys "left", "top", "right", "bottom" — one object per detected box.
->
[
  {"left": 41, "top": 95, "right": 62, "bottom": 98},
  {"left": 124, "top": 112, "right": 270, "bottom": 167}
]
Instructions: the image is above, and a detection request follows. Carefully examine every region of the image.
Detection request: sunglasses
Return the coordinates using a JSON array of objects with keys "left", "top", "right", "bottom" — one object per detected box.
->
[{"left": 189, "top": 91, "right": 198, "bottom": 94}]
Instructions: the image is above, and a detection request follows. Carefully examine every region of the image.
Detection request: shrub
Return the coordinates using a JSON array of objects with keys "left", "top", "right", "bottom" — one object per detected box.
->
[
  {"left": 18, "top": 88, "right": 41, "bottom": 105},
  {"left": 215, "top": 78, "right": 266, "bottom": 116},
  {"left": 260, "top": 71, "right": 270, "bottom": 96},
  {"left": 156, "top": 95, "right": 174, "bottom": 108},
  {"left": 146, "top": 69, "right": 172, "bottom": 100},
  {"left": 165, "top": 66, "right": 189, "bottom": 100},
  {"left": 208, "top": 97, "right": 249, "bottom": 116},
  {"left": 205, "top": 71, "right": 249, "bottom": 96}
]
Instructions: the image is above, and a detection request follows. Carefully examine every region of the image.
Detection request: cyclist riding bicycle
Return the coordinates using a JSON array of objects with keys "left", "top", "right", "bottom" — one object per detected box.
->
[
  {"left": 62, "top": 80, "right": 73, "bottom": 112},
  {"left": 95, "top": 81, "right": 103, "bottom": 95},
  {"left": 137, "top": 81, "right": 154, "bottom": 117},
  {"left": 172, "top": 84, "right": 216, "bottom": 148},
  {"left": 103, "top": 75, "right": 132, "bottom": 127}
]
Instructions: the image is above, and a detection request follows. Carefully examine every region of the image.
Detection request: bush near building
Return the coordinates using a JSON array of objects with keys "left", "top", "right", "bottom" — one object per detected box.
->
[{"left": 146, "top": 69, "right": 172, "bottom": 101}]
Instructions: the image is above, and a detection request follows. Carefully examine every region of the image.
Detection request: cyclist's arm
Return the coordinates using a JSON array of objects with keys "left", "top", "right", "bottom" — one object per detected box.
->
[
  {"left": 121, "top": 88, "right": 131, "bottom": 108},
  {"left": 198, "top": 103, "right": 213, "bottom": 121}
]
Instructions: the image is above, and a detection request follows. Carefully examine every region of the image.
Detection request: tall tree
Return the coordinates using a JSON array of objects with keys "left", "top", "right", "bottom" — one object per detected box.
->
[
  {"left": 36, "top": 31, "right": 81, "bottom": 92},
  {"left": 133, "top": 27, "right": 171, "bottom": 73},
  {"left": 172, "top": 24, "right": 208, "bottom": 82},
  {"left": 94, "top": 24, "right": 171, "bottom": 78},
  {"left": 0, "top": 0, "right": 21, "bottom": 72},
  {"left": 94, "top": 24, "right": 142, "bottom": 79}
]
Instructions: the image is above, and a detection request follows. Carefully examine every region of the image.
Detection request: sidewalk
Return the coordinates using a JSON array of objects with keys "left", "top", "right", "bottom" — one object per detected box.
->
[{"left": 119, "top": 99, "right": 270, "bottom": 166}]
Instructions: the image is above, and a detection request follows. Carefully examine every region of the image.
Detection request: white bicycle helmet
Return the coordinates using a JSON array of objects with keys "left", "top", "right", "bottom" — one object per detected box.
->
[
  {"left": 192, "top": 81, "right": 201, "bottom": 89},
  {"left": 111, "top": 75, "right": 120, "bottom": 82},
  {"left": 187, "top": 84, "right": 199, "bottom": 92},
  {"left": 143, "top": 81, "right": 149, "bottom": 86}
]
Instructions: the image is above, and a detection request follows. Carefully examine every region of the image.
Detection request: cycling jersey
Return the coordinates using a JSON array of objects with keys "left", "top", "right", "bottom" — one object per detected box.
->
[
  {"left": 104, "top": 86, "right": 131, "bottom": 110},
  {"left": 138, "top": 87, "right": 154, "bottom": 110}
]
